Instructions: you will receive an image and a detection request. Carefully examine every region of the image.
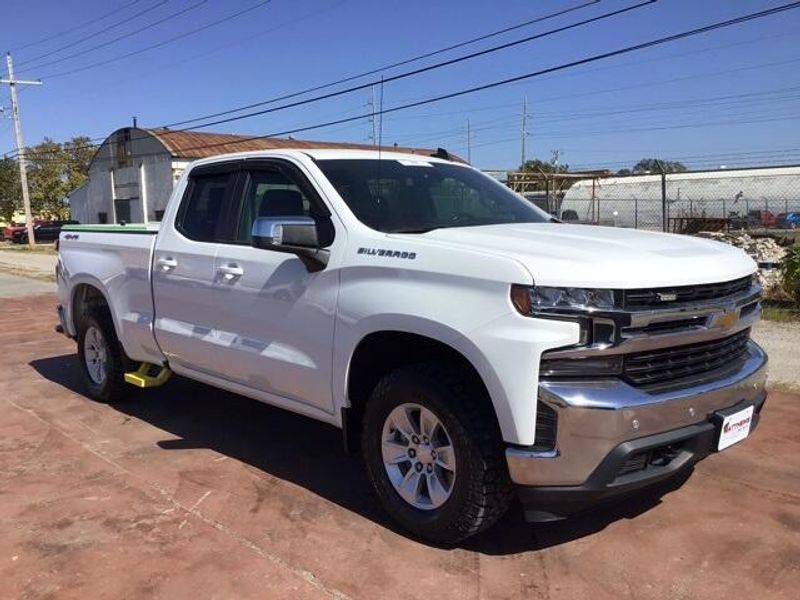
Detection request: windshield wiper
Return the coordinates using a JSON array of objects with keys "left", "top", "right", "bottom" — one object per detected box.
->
[{"left": 389, "top": 226, "right": 442, "bottom": 234}]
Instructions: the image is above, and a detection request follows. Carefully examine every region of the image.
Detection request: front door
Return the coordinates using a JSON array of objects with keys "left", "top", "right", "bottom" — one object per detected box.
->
[
  {"left": 151, "top": 162, "right": 241, "bottom": 375},
  {"left": 209, "top": 159, "right": 340, "bottom": 415}
]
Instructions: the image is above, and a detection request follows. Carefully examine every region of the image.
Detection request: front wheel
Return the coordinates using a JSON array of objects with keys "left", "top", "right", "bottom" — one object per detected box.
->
[{"left": 362, "top": 364, "right": 513, "bottom": 544}]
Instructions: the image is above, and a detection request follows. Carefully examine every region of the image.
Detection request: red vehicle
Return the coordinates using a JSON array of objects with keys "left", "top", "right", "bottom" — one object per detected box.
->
[
  {"left": 3, "top": 223, "right": 25, "bottom": 241},
  {"left": 3, "top": 219, "right": 51, "bottom": 241}
]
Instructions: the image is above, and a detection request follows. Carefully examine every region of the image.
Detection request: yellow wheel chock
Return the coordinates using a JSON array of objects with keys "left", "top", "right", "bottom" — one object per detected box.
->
[{"left": 124, "top": 363, "right": 172, "bottom": 388}]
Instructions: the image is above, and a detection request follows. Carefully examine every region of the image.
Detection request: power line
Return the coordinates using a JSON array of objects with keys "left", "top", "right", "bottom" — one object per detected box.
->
[
  {"left": 12, "top": 0, "right": 146, "bottom": 53},
  {"left": 156, "top": 0, "right": 800, "bottom": 154},
  {"left": 15, "top": 0, "right": 170, "bottom": 68},
  {"left": 166, "top": 0, "right": 602, "bottom": 128},
  {"left": 5, "top": 0, "right": 648, "bottom": 153},
  {"left": 19, "top": 0, "right": 210, "bottom": 73},
  {"left": 213, "top": 0, "right": 800, "bottom": 150},
  {"left": 389, "top": 87, "right": 800, "bottom": 144},
  {"left": 10, "top": 1, "right": 800, "bottom": 162},
  {"left": 162, "top": 0, "right": 657, "bottom": 130},
  {"left": 380, "top": 54, "right": 800, "bottom": 126},
  {"left": 48, "top": 0, "right": 350, "bottom": 106},
  {"left": 568, "top": 149, "right": 800, "bottom": 170},
  {"left": 39, "top": 0, "right": 275, "bottom": 79}
]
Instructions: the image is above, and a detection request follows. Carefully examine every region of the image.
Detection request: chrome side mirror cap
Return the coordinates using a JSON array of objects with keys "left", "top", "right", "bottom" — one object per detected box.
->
[{"left": 251, "top": 216, "right": 329, "bottom": 272}]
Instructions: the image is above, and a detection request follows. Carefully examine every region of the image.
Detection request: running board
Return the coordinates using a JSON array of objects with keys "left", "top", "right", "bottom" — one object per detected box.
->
[{"left": 124, "top": 363, "right": 172, "bottom": 388}]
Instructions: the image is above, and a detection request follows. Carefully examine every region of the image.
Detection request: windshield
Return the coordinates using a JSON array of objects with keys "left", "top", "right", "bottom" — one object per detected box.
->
[{"left": 315, "top": 158, "right": 552, "bottom": 233}]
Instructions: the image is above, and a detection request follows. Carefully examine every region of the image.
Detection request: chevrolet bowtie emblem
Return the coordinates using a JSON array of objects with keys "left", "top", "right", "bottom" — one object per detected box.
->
[{"left": 714, "top": 311, "right": 739, "bottom": 331}]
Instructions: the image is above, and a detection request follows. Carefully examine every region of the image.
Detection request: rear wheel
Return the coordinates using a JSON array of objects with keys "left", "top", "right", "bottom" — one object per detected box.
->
[
  {"left": 76, "top": 311, "right": 131, "bottom": 403},
  {"left": 362, "top": 363, "right": 513, "bottom": 544}
]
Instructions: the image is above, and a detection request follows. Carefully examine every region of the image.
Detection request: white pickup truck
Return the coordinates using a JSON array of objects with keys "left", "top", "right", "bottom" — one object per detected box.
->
[{"left": 56, "top": 149, "right": 767, "bottom": 543}]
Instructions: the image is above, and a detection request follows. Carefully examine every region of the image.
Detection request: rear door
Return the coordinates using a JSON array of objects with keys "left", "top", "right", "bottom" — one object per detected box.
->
[
  {"left": 151, "top": 161, "right": 242, "bottom": 375},
  {"left": 207, "top": 158, "right": 341, "bottom": 414}
]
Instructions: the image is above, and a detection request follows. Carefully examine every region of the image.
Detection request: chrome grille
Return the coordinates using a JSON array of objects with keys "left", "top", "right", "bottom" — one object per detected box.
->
[
  {"left": 623, "top": 276, "right": 752, "bottom": 309},
  {"left": 623, "top": 329, "right": 750, "bottom": 387}
]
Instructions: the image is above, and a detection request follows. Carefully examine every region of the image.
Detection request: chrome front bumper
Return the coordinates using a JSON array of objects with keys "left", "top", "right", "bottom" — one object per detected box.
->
[{"left": 506, "top": 340, "right": 768, "bottom": 486}]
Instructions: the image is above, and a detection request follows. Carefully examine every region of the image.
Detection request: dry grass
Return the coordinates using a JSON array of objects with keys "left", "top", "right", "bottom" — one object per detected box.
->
[{"left": 0, "top": 241, "right": 57, "bottom": 254}]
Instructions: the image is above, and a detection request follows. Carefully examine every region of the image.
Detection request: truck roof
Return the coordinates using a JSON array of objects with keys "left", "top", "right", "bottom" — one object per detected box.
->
[{"left": 187, "top": 148, "right": 467, "bottom": 167}]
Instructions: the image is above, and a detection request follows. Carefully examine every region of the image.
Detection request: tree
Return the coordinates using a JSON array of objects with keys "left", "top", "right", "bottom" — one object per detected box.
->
[
  {"left": 632, "top": 158, "right": 687, "bottom": 174},
  {"left": 0, "top": 157, "right": 21, "bottom": 224},
  {"left": 615, "top": 168, "right": 632, "bottom": 176},
  {"left": 520, "top": 158, "right": 569, "bottom": 173},
  {"left": 26, "top": 136, "right": 93, "bottom": 219}
]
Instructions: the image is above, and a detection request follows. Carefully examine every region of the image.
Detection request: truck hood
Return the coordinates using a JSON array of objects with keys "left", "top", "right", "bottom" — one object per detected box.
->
[{"left": 399, "top": 223, "right": 755, "bottom": 288}]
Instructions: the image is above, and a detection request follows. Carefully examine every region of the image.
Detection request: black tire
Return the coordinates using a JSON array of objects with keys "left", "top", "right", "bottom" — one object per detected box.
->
[
  {"left": 76, "top": 310, "right": 131, "bottom": 403},
  {"left": 361, "top": 363, "right": 514, "bottom": 544}
]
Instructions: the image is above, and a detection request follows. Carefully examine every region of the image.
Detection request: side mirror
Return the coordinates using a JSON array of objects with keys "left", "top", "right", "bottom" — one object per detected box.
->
[{"left": 251, "top": 216, "right": 329, "bottom": 272}]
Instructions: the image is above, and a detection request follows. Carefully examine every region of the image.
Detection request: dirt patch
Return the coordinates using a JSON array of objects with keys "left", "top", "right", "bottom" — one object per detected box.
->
[
  {"left": 0, "top": 294, "right": 798, "bottom": 599},
  {"left": 752, "top": 320, "right": 800, "bottom": 390}
]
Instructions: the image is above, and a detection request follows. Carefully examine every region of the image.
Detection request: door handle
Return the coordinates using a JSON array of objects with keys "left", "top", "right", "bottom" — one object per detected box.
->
[
  {"left": 217, "top": 264, "right": 244, "bottom": 280},
  {"left": 156, "top": 257, "right": 178, "bottom": 272}
]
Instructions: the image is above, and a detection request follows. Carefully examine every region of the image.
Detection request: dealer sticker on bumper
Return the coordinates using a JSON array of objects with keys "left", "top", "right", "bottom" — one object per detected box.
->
[{"left": 717, "top": 405, "right": 754, "bottom": 450}]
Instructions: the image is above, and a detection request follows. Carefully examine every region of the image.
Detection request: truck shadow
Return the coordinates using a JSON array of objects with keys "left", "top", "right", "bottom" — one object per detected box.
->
[{"left": 30, "top": 353, "right": 691, "bottom": 555}]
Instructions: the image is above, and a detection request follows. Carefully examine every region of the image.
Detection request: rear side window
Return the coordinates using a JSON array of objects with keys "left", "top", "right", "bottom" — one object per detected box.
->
[{"left": 177, "top": 172, "right": 237, "bottom": 242}]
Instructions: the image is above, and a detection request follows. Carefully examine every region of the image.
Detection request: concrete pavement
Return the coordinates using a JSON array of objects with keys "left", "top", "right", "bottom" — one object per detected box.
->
[
  {"left": 1, "top": 294, "right": 798, "bottom": 599},
  {"left": 0, "top": 248, "right": 57, "bottom": 280}
]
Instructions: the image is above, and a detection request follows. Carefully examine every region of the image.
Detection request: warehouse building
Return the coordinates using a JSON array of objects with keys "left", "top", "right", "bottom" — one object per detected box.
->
[
  {"left": 560, "top": 165, "right": 800, "bottom": 230},
  {"left": 69, "top": 127, "right": 444, "bottom": 224}
]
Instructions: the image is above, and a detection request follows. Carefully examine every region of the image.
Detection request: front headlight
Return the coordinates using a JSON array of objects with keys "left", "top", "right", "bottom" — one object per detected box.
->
[{"left": 511, "top": 284, "right": 616, "bottom": 315}]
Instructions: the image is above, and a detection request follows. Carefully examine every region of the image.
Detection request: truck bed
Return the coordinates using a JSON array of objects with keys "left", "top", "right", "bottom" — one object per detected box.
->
[{"left": 58, "top": 224, "right": 163, "bottom": 364}]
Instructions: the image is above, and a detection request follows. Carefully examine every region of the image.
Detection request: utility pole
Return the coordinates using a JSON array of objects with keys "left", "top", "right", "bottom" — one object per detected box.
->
[
  {"left": 551, "top": 149, "right": 561, "bottom": 170},
  {"left": 655, "top": 159, "right": 668, "bottom": 232},
  {"left": 520, "top": 96, "right": 528, "bottom": 170},
  {"left": 466, "top": 118, "right": 472, "bottom": 163},
  {"left": 1, "top": 52, "right": 42, "bottom": 247},
  {"left": 368, "top": 85, "right": 378, "bottom": 145}
]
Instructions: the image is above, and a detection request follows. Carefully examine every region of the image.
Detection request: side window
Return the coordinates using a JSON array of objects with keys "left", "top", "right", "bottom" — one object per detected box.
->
[
  {"left": 237, "top": 168, "right": 313, "bottom": 242},
  {"left": 177, "top": 171, "right": 237, "bottom": 242}
]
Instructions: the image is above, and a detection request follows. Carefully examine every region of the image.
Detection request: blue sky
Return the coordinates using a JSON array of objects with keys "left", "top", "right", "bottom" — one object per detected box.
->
[{"left": 2, "top": 0, "right": 799, "bottom": 171}]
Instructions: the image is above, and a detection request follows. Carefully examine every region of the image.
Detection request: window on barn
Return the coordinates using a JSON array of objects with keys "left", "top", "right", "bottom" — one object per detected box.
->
[{"left": 115, "top": 129, "right": 132, "bottom": 169}]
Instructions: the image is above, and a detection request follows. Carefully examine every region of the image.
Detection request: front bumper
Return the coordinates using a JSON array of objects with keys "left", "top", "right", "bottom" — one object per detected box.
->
[{"left": 506, "top": 341, "right": 768, "bottom": 518}]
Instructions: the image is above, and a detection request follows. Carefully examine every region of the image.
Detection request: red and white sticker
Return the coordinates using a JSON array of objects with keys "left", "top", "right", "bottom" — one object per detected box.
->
[{"left": 718, "top": 405, "right": 754, "bottom": 451}]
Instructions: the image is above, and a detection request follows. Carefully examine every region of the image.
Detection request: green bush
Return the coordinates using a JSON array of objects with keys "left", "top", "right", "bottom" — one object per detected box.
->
[{"left": 781, "top": 246, "right": 800, "bottom": 304}]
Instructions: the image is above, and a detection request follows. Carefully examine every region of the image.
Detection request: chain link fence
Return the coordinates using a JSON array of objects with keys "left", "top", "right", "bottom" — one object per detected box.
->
[{"left": 556, "top": 166, "right": 800, "bottom": 233}]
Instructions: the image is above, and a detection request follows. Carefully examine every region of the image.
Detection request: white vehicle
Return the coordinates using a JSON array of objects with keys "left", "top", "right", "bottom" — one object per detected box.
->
[{"left": 56, "top": 149, "right": 767, "bottom": 543}]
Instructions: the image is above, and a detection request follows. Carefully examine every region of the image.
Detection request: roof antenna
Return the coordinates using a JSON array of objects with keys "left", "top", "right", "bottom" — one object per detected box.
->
[
  {"left": 132, "top": 115, "right": 137, "bottom": 128},
  {"left": 377, "top": 75, "right": 384, "bottom": 162},
  {"left": 375, "top": 75, "right": 385, "bottom": 204}
]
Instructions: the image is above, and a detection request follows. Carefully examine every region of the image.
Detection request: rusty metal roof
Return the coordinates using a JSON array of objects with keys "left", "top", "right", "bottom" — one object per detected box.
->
[{"left": 145, "top": 128, "right": 452, "bottom": 160}]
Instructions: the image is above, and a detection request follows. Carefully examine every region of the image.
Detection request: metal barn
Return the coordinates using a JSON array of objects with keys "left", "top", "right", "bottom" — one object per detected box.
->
[{"left": 69, "top": 127, "right": 443, "bottom": 224}]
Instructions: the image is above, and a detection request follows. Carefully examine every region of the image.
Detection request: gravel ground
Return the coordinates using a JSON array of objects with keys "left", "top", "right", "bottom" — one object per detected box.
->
[{"left": 752, "top": 320, "right": 800, "bottom": 390}]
